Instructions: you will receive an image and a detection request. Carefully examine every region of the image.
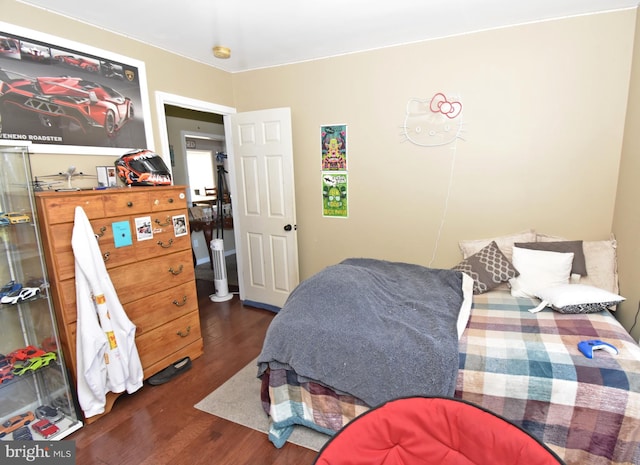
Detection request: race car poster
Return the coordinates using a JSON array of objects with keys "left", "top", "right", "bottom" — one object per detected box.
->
[
  {"left": 321, "top": 124, "right": 347, "bottom": 170},
  {"left": 322, "top": 172, "right": 348, "bottom": 218},
  {"left": 0, "top": 21, "right": 153, "bottom": 155}
]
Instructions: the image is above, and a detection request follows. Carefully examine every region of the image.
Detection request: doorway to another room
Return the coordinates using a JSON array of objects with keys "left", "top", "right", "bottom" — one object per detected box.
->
[{"left": 162, "top": 104, "right": 238, "bottom": 293}]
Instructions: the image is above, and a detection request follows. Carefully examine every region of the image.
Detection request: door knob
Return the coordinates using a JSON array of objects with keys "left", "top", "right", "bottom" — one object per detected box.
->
[{"left": 284, "top": 224, "right": 292, "bottom": 231}]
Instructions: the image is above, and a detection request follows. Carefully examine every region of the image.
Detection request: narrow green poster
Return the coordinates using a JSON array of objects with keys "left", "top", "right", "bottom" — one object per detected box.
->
[{"left": 322, "top": 172, "right": 348, "bottom": 218}]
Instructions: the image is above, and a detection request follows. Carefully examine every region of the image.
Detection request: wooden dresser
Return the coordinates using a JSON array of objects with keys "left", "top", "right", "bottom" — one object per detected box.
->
[{"left": 35, "top": 186, "right": 203, "bottom": 420}]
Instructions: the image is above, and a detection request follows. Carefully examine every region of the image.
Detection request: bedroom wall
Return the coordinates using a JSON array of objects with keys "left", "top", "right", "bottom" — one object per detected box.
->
[
  {"left": 232, "top": 11, "right": 635, "bottom": 281},
  {"left": 3, "top": 1, "right": 235, "bottom": 185},
  {"left": 614, "top": 10, "right": 640, "bottom": 342}
]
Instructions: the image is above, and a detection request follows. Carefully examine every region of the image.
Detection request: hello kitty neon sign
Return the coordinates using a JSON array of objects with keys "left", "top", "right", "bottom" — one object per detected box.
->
[{"left": 400, "top": 93, "right": 464, "bottom": 147}]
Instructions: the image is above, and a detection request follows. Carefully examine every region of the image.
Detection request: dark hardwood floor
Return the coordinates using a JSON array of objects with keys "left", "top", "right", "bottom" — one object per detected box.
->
[{"left": 68, "top": 279, "right": 319, "bottom": 465}]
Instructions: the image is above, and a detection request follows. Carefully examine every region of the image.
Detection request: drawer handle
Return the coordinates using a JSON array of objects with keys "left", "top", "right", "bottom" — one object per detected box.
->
[
  {"left": 157, "top": 238, "right": 174, "bottom": 248},
  {"left": 177, "top": 325, "right": 191, "bottom": 337},
  {"left": 95, "top": 226, "right": 107, "bottom": 238},
  {"left": 168, "top": 264, "right": 183, "bottom": 275},
  {"left": 155, "top": 216, "right": 171, "bottom": 227},
  {"left": 127, "top": 201, "right": 133, "bottom": 207},
  {"left": 173, "top": 295, "right": 188, "bottom": 306},
  {"left": 103, "top": 251, "right": 111, "bottom": 262},
  {"left": 168, "top": 198, "right": 174, "bottom": 203}
]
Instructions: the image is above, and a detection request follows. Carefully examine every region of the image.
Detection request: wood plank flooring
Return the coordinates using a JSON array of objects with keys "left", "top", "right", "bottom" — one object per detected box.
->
[{"left": 68, "top": 279, "right": 319, "bottom": 465}]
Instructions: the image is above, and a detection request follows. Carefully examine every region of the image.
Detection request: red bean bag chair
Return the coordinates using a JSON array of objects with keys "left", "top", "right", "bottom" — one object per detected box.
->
[{"left": 313, "top": 397, "right": 565, "bottom": 465}]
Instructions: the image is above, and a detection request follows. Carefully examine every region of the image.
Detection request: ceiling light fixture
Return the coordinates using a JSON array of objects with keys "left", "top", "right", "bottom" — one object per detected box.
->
[{"left": 212, "top": 46, "right": 231, "bottom": 59}]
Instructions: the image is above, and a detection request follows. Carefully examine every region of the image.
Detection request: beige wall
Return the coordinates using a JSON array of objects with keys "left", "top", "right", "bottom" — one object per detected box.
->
[
  {"left": 233, "top": 11, "right": 634, "bottom": 277},
  {"left": 614, "top": 10, "right": 640, "bottom": 342},
  {"left": 4, "top": 3, "right": 640, "bottom": 337}
]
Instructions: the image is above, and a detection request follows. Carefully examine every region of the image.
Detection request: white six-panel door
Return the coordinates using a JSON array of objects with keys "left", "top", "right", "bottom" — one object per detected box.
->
[{"left": 227, "top": 107, "right": 299, "bottom": 309}]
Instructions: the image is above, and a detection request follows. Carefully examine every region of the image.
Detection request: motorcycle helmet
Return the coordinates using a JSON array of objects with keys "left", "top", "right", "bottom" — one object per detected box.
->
[{"left": 115, "top": 149, "right": 172, "bottom": 186}]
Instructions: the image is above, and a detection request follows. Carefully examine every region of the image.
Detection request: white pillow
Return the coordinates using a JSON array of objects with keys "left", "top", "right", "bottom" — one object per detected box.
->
[
  {"left": 533, "top": 284, "right": 624, "bottom": 314},
  {"left": 509, "top": 247, "right": 574, "bottom": 298},
  {"left": 537, "top": 233, "right": 619, "bottom": 293}
]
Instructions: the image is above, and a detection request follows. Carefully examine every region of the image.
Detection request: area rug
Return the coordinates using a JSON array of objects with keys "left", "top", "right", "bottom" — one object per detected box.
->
[{"left": 194, "top": 359, "right": 329, "bottom": 451}]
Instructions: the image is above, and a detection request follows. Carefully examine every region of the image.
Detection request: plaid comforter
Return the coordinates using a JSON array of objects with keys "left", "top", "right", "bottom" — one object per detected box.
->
[
  {"left": 456, "top": 291, "right": 640, "bottom": 465},
  {"left": 260, "top": 291, "right": 640, "bottom": 463}
]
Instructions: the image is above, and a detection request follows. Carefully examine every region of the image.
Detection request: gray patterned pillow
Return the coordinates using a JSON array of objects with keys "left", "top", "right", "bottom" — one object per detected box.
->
[{"left": 452, "top": 241, "right": 519, "bottom": 294}]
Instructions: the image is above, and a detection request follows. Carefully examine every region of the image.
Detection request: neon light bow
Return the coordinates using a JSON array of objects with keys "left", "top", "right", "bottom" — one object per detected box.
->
[{"left": 430, "top": 93, "right": 462, "bottom": 119}]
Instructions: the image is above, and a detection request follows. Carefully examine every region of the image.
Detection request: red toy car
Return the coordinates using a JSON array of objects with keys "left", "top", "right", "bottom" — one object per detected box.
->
[
  {"left": 32, "top": 418, "right": 59, "bottom": 439},
  {"left": 7, "top": 345, "right": 46, "bottom": 363},
  {"left": 0, "top": 69, "right": 134, "bottom": 137},
  {"left": 0, "top": 364, "right": 14, "bottom": 385}
]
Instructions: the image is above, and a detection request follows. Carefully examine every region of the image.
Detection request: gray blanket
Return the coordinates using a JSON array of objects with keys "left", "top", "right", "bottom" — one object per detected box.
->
[{"left": 257, "top": 258, "right": 464, "bottom": 407}]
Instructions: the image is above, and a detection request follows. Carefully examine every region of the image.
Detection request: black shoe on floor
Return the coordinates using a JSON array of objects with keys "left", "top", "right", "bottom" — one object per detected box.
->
[{"left": 147, "top": 357, "right": 192, "bottom": 385}]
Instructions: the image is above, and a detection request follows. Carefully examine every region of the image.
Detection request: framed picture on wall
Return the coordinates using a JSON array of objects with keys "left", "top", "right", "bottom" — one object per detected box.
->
[{"left": 0, "top": 21, "right": 153, "bottom": 155}]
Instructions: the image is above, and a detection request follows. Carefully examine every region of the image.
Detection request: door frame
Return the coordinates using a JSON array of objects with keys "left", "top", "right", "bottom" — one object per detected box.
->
[{"left": 155, "top": 92, "right": 245, "bottom": 298}]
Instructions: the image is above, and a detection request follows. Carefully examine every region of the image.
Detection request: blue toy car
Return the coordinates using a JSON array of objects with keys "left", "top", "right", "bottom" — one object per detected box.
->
[{"left": 0, "top": 280, "right": 21, "bottom": 298}]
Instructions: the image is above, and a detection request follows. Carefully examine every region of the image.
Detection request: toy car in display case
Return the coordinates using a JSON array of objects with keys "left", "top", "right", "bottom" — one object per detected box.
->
[
  {"left": 35, "top": 405, "right": 64, "bottom": 423},
  {"left": 12, "top": 426, "right": 33, "bottom": 440},
  {"left": 0, "top": 69, "right": 134, "bottom": 138},
  {"left": 0, "top": 212, "right": 30, "bottom": 224},
  {"left": 0, "top": 143, "right": 83, "bottom": 440},
  {"left": 0, "top": 411, "right": 35, "bottom": 438},
  {"left": 32, "top": 419, "right": 59, "bottom": 439},
  {"left": 12, "top": 352, "right": 57, "bottom": 376},
  {"left": 7, "top": 345, "right": 46, "bottom": 363},
  {"left": 0, "top": 364, "right": 14, "bottom": 385},
  {"left": 1, "top": 287, "right": 40, "bottom": 304},
  {"left": 0, "top": 280, "right": 21, "bottom": 297}
]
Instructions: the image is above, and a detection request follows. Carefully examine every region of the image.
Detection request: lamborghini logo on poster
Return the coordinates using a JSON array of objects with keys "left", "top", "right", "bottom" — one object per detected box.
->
[{"left": 125, "top": 69, "right": 135, "bottom": 81}]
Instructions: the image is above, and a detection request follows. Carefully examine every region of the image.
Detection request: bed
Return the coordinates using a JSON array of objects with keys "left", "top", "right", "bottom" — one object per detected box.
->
[{"left": 257, "top": 231, "right": 640, "bottom": 465}]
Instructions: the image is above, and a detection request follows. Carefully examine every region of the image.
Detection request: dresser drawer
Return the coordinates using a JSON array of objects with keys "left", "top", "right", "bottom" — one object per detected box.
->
[
  {"left": 136, "top": 310, "right": 201, "bottom": 372},
  {"left": 49, "top": 216, "right": 139, "bottom": 281},
  {"left": 40, "top": 194, "right": 105, "bottom": 224},
  {"left": 134, "top": 209, "right": 192, "bottom": 260},
  {"left": 149, "top": 188, "right": 187, "bottom": 211},
  {"left": 124, "top": 281, "right": 198, "bottom": 335},
  {"left": 59, "top": 277, "right": 198, "bottom": 333},
  {"left": 59, "top": 279, "right": 77, "bottom": 324},
  {"left": 103, "top": 190, "right": 150, "bottom": 216},
  {"left": 108, "top": 249, "right": 195, "bottom": 304}
]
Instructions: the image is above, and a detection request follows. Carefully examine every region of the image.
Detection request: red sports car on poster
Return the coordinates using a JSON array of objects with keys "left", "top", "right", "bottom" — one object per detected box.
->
[
  {"left": 0, "top": 69, "right": 134, "bottom": 137},
  {"left": 54, "top": 54, "right": 99, "bottom": 73}
]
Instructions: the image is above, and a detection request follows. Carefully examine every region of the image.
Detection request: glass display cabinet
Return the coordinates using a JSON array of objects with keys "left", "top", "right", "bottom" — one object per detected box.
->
[{"left": 0, "top": 142, "right": 82, "bottom": 440}]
